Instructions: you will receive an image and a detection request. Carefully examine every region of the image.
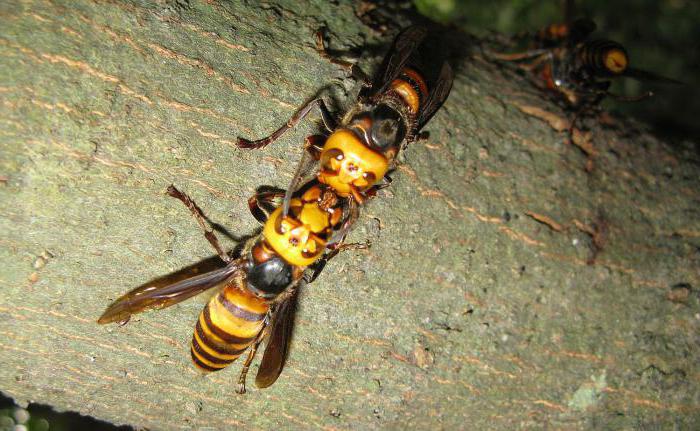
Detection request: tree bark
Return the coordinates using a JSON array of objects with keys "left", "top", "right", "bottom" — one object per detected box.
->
[{"left": 1, "top": 0, "right": 698, "bottom": 429}]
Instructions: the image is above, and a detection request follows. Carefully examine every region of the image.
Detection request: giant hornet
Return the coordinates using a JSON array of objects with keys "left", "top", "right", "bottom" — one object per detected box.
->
[
  {"left": 98, "top": 26, "right": 453, "bottom": 393},
  {"left": 237, "top": 25, "right": 453, "bottom": 210},
  {"left": 490, "top": 18, "right": 680, "bottom": 112},
  {"left": 99, "top": 183, "right": 346, "bottom": 393}
]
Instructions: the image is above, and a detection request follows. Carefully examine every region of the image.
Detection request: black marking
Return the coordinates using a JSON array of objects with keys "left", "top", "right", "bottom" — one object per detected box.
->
[
  {"left": 191, "top": 334, "right": 239, "bottom": 366},
  {"left": 190, "top": 348, "right": 226, "bottom": 372},
  {"left": 399, "top": 70, "right": 426, "bottom": 107},
  {"left": 217, "top": 292, "right": 266, "bottom": 322},
  {"left": 202, "top": 307, "right": 257, "bottom": 345},
  {"left": 195, "top": 319, "right": 250, "bottom": 356}
]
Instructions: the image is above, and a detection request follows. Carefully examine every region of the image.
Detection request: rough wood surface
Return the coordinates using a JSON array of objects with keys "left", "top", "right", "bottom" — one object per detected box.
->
[{"left": 1, "top": 1, "right": 699, "bottom": 429}]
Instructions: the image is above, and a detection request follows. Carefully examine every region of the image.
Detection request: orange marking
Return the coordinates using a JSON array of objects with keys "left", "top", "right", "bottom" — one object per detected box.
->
[
  {"left": 403, "top": 67, "right": 429, "bottom": 99},
  {"left": 318, "top": 129, "right": 389, "bottom": 196},
  {"left": 545, "top": 349, "right": 607, "bottom": 364},
  {"left": 533, "top": 400, "right": 567, "bottom": 412},
  {"left": 514, "top": 103, "right": 570, "bottom": 132},
  {"left": 604, "top": 49, "right": 628, "bottom": 74},
  {"left": 482, "top": 170, "right": 506, "bottom": 178},
  {"left": 390, "top": 79, "right": 421, "bottom": 113},
  {"left": 263, "top": 204, "right": 329, "bottom": 267}
]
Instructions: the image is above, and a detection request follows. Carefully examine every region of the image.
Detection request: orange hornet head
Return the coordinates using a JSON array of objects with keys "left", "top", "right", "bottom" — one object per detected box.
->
[
  {"left": 262, "top": 187, "right": 338, "bottom": 267},
  {"left": 318, "top": 128, "right": 389, "bottom": 198}
]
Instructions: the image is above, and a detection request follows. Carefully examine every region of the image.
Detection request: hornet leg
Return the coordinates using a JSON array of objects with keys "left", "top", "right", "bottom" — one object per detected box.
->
[
  {"left": 248, "top": 191, "right": 286, "bottom": 224},
  {"left": 236, "top": 327, "right": 268, "bottom": 394},
  {"left": 306, "top": 240, "right": 371, "bottom": 284},
  {"left": 315, "top": 28, "right": 372, "bottom": 89},
  {"left": 237, "top": 98, "right": 335, "bottom": 149},
  {"left": 166, "top": 185, "right": 230, "bottom": 263}
]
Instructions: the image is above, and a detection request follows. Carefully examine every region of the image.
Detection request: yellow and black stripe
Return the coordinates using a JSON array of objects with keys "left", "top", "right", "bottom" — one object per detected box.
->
[
  {"left": 578, "top": 40, "right": 628, "bottom": 75},
  {"left": 190, "top": 284, "right": 268, "bottom": 372},
  {"left": 389, "top": 67, "right": 429, "bottom": 114}
]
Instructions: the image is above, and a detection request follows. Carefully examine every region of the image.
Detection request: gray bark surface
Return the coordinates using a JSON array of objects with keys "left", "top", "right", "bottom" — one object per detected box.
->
[{"left": 1, "top": 0, "right": 699, "bottom": 429}]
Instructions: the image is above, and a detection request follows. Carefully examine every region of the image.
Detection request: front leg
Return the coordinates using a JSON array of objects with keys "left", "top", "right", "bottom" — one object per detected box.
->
[
  {"left": 305, "top": 239, "right": 371, "bottom": 284},
  {"left": 248, "top": 191, "right": 286, "bottom": 224},
  {"left": 166, "top": 185, "right": 231, "bottom": 263},
  {"left": 304, "top": 134, "right": 326, "bottom": 160},
  {"left": 363, "top": 175, "right": 392, "bottom": 199},
  {"left": 237, "top": 98, "right": 335, "bottom": 149}
]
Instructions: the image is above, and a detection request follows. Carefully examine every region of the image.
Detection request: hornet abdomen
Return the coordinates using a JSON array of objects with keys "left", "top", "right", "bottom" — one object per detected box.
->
[{"left": 191, "top": 283, "right": 269, "bottom": 372}]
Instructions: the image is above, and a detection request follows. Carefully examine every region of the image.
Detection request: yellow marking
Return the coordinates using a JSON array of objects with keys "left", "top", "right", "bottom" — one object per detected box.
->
[
  {"left": 192, "top": 325, "right": 240, "bottom": 361},
  {"left": 298, "top": 201, "right": 331, "bottom": 233},
  {"left": 191, "top": 346, "right": 229, "bottom": 369},
  {"left": 209, "top": 295, "right": 266, "bottom": 340},
  {"left": 301, "top": 186, "right": 322, "bottom": 201},
  {"left": 222, "top": 285, "right": 268, "bottom": 315},
  {"left": 197, "top": 313, "right": 250, "bottom": 351},
  {"left": 318, "top": 129, "right": 389, "bottom": 196},
  {"left": 604, "top": 49, "right": 627, "bottom": 74}
]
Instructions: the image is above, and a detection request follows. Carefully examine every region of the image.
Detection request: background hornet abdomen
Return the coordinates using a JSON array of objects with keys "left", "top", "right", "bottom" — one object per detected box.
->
[{"left": 191, "top": 283, "right": 269, "bottom": 372}]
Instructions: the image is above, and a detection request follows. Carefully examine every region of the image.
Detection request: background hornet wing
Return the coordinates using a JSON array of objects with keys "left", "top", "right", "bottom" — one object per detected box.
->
[
  {"left": 623, "top": 67, "right": 684, "bottom": 85},
  {"left": 97, "top": 259, "right": 244, "bottom": 324}
]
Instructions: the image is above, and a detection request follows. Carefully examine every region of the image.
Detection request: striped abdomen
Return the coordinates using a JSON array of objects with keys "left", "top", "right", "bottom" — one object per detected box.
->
[
  {"left": 577, "top": 40, "right": 628, "bottom": 75},
  {"left": 389, "top": 67, "right": 429, "bottom": 114},
  {"left": 191, "top": 283, "right": 269, "bottom": 372}
]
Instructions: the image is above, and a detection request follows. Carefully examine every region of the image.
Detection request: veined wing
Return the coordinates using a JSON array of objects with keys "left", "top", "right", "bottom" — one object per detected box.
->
[
  {"left": 97, "top": 259, "right": 245, "bottom": 324},
  {"left": 624, "top": 67, "right": 683, "bottom": 85},
  {"left": 255, "top": 285, "right": 301, "bottom": 388},
  {"left": 418, "top": 62, "right": 454, "bottom": 129},
  {"left": 368, "top": 26, "right": 428, "bottom": 98}
]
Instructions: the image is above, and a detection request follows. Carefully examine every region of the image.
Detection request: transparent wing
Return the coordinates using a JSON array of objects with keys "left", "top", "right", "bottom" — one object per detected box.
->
[
  {"left": 624, "top": 67, "right": 683, "bottom": 85},
  {"left": 97, "top": 259, "right": 244, "bottom": 324}
]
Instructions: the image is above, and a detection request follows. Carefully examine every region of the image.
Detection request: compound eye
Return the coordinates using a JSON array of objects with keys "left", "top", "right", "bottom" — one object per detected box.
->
[
  {"left": 370, "top": 104, "right": 406, "bottom": 150},
  {"left": 247, "top": 257, "right": 293, "bottom": 298}
]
